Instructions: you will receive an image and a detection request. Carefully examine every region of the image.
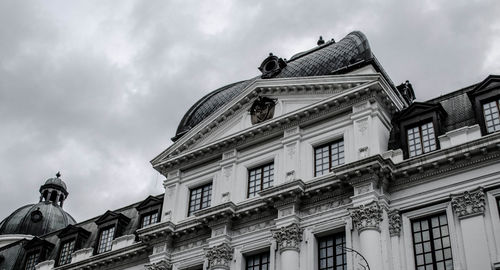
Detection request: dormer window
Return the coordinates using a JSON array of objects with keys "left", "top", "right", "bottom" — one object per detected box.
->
[
  {"left": 482, "top": 99, "right": 500, "bottom": 133},
  {"left": 56, "top": 224, "right": 90, "bottom": 266},
  {"left": 97, "top": 226, "right": 115, "bottom": 254},
  {"left": 23, "top": 238, "right": 54, "bottom": 270},
  {"left": 407, "top": 122, "right": 437, "bottom": 157},
  {"left": 136, "top": 195, "right": 163, "bottom": 229}
]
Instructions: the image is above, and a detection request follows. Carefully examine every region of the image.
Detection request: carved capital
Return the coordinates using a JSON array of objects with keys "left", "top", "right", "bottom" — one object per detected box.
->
[
  {"left": 388, "top": 209, "right": 401, "bottom": 237},
  {"left": 451, "top": 187, "right": 485, "bottom": 219},
  {"left": 205, "top": 243, "right": 233, "bottom": 270},
  {"left": 145, "top": 259, "right": 172, "bottom": 270},
  {"left": 349, "top": 202, "right": 383, "bottom": 232},
  {"left": 272, "top": 223, "right": 303, "bottom": 252}
]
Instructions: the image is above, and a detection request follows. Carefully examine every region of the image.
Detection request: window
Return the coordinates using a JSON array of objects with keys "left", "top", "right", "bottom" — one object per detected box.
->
[
  {"left": 24, "top": 251, "right": 40, "bottom": 270},
  {"left": 497, "top": 197, "right": 500, "bottom": 216},
  {"left": 411, "top": 213, "right": 453, "bottom": 270},
  {"left": 188, "top": 183, "right": 212, "bottom": 216},
  {"left": 482, "top": 99, "right": 500, "bottom": 133},
  {"left": 96, "top": 226, "right": 115, "bottom": 254},
  {"left": 246, "top": 251, "right": 270, "bottom": 270},
  {"left": 248, "top": 163, "right": 274, "bottom": 198},
  {"left": 314, "top": 139, "right": 345, "bottom": 176},
  {"left": 407, "top": 122, "right": 437, "bottom": 157},
  {"left": 318, "top": 232, "right": 346, "bottom": 270},
  {"left": 58, "top": 239, "right": 75, "bottom": 265},
  {"left": 141, "top": 211, "right": 159, "bottom": 228}
]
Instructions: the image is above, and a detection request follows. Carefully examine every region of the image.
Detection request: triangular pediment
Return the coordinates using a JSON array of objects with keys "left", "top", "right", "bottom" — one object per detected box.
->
[
  {"left": 396, "top": 102, "right": 446, "bottom": 121},
  {"left": 95, "top": 210, "right": 130, "bottom": 226},
  {"left": 136, "top": 195, "right": 162, "bottom": 211},
  {"left": 58, "top": 224, "right": 90, "bottom": 239},
  {"left": 24, "top": 237, "right": 54, "bottom": 250},
  {"left": 469, "top": 74, "right": 500, "bottom": 97},
  {"left": 151, "top": 71, "right": 396, "bottom": 169}
]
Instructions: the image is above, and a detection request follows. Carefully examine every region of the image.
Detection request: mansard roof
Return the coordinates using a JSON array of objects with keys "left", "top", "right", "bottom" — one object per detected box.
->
[{"left": 174, "top": 31, "right": 379, "bottom": 141}]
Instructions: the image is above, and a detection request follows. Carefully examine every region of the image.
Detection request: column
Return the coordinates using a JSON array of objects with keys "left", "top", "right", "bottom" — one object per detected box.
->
[
  {"left": 205, "top": 243, "right": 233, "bottom": 270},
  {"left": 388, "top": 210, "right": 402, "bottom": 270},
  {"left": 272, "top": 223, "right": 303, "bottom": 270},
  {"left": 451, "top": 187, "right": 491, "bottom": 270},
  {"left": 349, "top": 201, "right": 384, "bottom": 270}
]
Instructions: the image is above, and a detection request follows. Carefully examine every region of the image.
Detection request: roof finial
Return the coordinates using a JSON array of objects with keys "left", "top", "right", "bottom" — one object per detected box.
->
[
  {"left": 56, "top": 171, "right": 61, "bottom": 178},
  {"left": 317, "top": 36, "right": 325, "bottom": 46}
]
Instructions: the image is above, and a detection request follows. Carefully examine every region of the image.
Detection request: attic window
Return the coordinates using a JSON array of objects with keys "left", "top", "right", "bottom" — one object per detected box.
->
[
  {"left": 24, "top": 251, "right": 40, "bottom": 270},
  {"left": 407, "top": 122, "right": 437, "bottom": 157},
  {"left": 482, "top": 99, "right": 500, "bottom": 133}
]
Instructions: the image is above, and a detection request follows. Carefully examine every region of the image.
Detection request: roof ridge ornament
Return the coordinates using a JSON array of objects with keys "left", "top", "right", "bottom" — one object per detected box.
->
[
  {"left": 317, "top": 36, "right": 325, "bottom": 46},
  {"left": 56, "top": 171, "right": 61, "bottom": 178},
  {"left": 258, "top": 53, "right": 287, "bottom": 79}
]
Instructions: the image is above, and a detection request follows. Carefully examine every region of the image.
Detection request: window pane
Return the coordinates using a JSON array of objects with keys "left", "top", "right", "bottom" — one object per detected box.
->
[
  {"left": 408, "top": 122, "right": 437, "bottom": 157},
  {"left": 25, "top": 252, "right": 40, "bottom": 270},
  {"left": 246, "top": 251, "right": 270, "bottom": 270},
  {"left": 314, "top": 139, "right": 345, "bottom": 177},
  {"left": 97, "top": 226, "right": 115, "bottom": 254},
  {"left": 188, "top": 183, "right": 212, "bottom": 216},
  {"left": 318, "top": 232, "right": 346, "bottom": 270},
  {"left": 248, "top": 163, "right": 274, "bottom": 198},
  {"left": 483, "top": 100, "right": 500, "bottom": 133},
  {"left": 142, "top": 211, "right": 159, "bottom": 228},
  {"left": 59, "top": 240, "right": 76, "bottom": 265},
  {"left": 411, "top": 213, "right": 453, "bottom": 269}
]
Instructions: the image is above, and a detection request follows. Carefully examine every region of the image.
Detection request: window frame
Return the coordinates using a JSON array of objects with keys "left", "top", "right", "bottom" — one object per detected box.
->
[
  {"left": 247, "top": 162, "right": 274, "bottom": 198},
  {"left": 406, "top": 121, "right": 438, "bottom": 158},
  {"left": 57, "top": 238, "right": 76, "bottom": 266},
  {"left": 245, "top": 250, "right": 270, "bottom": 270},
  {"left": 317, "top": 232, "right": 347, "bottom": 270},
  {"left": 95, "top": 225, "right": 116, "bottom": 254},
  {"left": 313, "top": 139, "right": 345, "bottom": 177},
  {"left": 481, "top": 97, "right": 500, "bottom": 134},
  {"left": 140, "top": 210, "right": 160, "bottom": 228},
  {"left": 24, "top": 250, "right": 41, "bottom": 270},
  {"left": 188, "top": 182, "right": 213, "bottom": 216},
  {"left": 410, "top": 213, "right": 454, "bottom": 270}
]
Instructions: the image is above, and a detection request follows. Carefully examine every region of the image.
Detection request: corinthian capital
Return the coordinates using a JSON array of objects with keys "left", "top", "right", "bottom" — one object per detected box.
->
[
  {"left": 272, "top": 223, "right": 303, "bottom": 252},
  {"left": 451, "top": 187, "right": 485, "bottom": 219},
  {"left": 349, "top": 201, "right": 383, "bottom": 232},
  {"left": 145, "top": 259, "right": 172, "bottom": 270},
  {"left": 205, "top": 243, "right": 233, "bottom": 270},
  {"left": 388, "top": 209, "right": 401, "bottom": 237}
]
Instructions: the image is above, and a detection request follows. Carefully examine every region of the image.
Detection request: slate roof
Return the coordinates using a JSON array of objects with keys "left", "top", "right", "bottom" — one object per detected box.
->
[{"left": 173, "top": 31, "right": 380, "bottom": 140}]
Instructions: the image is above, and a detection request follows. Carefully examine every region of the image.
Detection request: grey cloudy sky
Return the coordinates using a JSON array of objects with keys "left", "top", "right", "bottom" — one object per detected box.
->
[{"left": 1, "top": 0, "right": 499, "bottom": 222}]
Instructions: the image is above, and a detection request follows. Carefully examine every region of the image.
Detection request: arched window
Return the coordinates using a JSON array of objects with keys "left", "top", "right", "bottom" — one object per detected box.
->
[
  {"left": 42, "top": 190, "right": 49, "bottom": 201},
  {"left": 49, "top": 191, "right": 58, "bottom": 203},
  {"left": 59, "top": 194, "right": 65, "bottom": 207}
]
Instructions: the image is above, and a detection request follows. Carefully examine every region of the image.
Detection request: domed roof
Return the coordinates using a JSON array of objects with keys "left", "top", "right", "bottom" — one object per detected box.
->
[
  {"left": 43, "top": 176, "right": 67, "bottom": 191},
  {"left": 174, "top": 31, "right": 374, "bottom": 140},
  {"left": 0, "top": 201, "right": 76, "bottom": 236}
]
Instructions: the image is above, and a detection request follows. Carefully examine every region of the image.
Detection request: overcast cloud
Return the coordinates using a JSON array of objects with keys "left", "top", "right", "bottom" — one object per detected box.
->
[{"left": 1, "top": 0, "right": 499, "bottom": 222}]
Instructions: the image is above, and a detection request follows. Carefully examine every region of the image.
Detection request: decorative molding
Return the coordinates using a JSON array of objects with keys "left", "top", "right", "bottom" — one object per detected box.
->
[
  {"left": 272, "top": 223, "right": 303, "bottom": 252},
  {"left": 145, "top": 259, "right": 172, "bottom": 270},
  {"left": 451, "top": 187, "right": 486, "bottom": 219},
  {"left": 349, "top": 201, "right": 383, "bottom": 232},
  {"left": 285, "top": 170, "right": 296, "bottom": 182},
  {"left": 388, "top": 209, "right": 401, "bottom": 237},
  {"left": 205, "top": 243, "right": 233, "bottom": 270}
]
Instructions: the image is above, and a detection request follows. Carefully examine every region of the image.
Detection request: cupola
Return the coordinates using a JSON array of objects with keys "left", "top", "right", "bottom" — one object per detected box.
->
[{"left": 39, "top": 172, "right": 68, "bottom": 207}]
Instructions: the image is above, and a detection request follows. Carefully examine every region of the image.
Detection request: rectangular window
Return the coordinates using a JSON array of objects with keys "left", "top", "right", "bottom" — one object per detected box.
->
[
  {"left": 188, "top": 183, "right": 212, "bottom": 216},
  {"left": 407, "top": 122, "right": 437, "bottom": 157},
  {"left": 96, "top": 226, "right": 115, "bottom": 254},
  {"left": 246, "top": 251, "right": 270, "bottom": 270},
  {"left": 318, "top": 232, "right": 346, "bottom": 270},
  {"left": 482, "top": 99, "right": 500, "bottom": 133},
  {"left": 314, "top": 139, "right": 345, "bottom": 176},
  {"left": 141, "top": 211, "right": 159, "bottom": 228},
  {"left": 248, "top": 163, "right": 274, "bottom": 198},
  {"left": 58, "top": 239, "right": 75, "bottom": 266},
  {"left": 25, "top": 252, "right": 40, "bottom": 270},
  {"left": 411, "top": 213, "right": 453, "bottom": 270}
]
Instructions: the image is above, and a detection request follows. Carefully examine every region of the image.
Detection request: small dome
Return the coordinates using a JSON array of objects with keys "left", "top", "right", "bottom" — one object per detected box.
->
[
  {"left": 0, "top": 201, "right": 75, "bottom": 236},
  {"left": 43, "top": 176, "right": 67, "bottom": 191}
]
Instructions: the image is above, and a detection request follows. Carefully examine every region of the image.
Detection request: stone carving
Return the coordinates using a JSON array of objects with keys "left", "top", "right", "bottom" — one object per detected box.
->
[
  {"left": 287, "top": 143, "right": 296, "bottom": 159},
  {"left": 388, "top": 210, "right": 401, "bottom": 236},
  {"left": 272, "top": 223, "right": 303, "bottom": 252},
  {"left": 285, "top": 170, "right": 296, "bottom": 182},
  {"left": 302, "top": 197, "right": 352, "bottom": 216},
  {"left": 221, "top": 192, "right": 230, "bottom": 202},
  {"left": 349, "top": 202, "right": 383, "bottom": 232},
  {"left": 250, "top": 96, "right": 276, "bottom": 124},
  {"left": 223, "top": 166, "right": 232, "bottom": 178},
  {"left": 205, "top": 243, "right": 233, "bottom": 270},
  {"left": 451, "top": 187, "right": 485, "bottom": 218},
  {"left": 145, "top": 259, "right": 172, "bottom": 270},
  {"left": 357, "top": 119, "right": 368, "bottom": 136},
  {"left": 358, "top": 146, "right": 369, "bottom": 159}
]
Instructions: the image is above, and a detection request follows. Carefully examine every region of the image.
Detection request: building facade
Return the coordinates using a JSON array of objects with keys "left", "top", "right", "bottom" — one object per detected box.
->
[{"left": 1, "top": 31, "right": 500, "bottom": 270}]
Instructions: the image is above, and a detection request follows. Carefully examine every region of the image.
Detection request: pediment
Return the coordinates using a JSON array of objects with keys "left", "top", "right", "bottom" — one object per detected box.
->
[
  {"left": 95, "top": 210, "right": 130, "bottom": 226},
  {"left": 58, "top": 224, "right": 90, "bottom": 239},
  {"left": 396, "top": 102, "right": 446, "bottom": 121},
  {"left": 151, "top": 72, "right": 399, "bottom": 170},
  {"left": 468, "top": 74, "right": 500, "bottom": 97},
  {"left": 24, "top": 237, "right": 54, "bottom": 250},
  {"left": 136, "top": 195, "right": 163, "bottom": 211}
]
